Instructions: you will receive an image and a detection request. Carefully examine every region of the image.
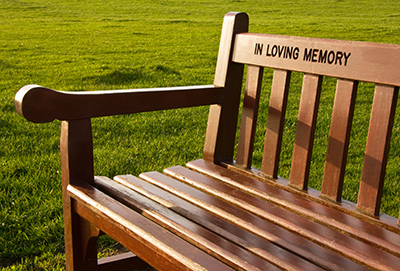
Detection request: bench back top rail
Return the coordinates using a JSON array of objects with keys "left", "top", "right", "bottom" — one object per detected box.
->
[
  {"left": 233, "top": 32, "right": 400, "bottom": 86},
  {"left": 206, "top": 12, "right": 400, "bottom": 222}
]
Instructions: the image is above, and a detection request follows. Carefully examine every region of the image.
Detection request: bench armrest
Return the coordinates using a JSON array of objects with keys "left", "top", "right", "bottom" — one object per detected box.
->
[{"left": 15, "top": 84, "right": 224, "bottom": 123}]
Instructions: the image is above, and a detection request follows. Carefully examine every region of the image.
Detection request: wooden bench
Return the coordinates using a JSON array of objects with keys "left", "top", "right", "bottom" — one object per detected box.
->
[{"left": 15, "top": 12, "right": 400, "bottom": 270}]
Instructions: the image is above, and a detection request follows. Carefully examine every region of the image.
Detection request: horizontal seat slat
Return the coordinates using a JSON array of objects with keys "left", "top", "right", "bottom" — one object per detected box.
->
[
  {"left": 178, "top": 161, "right": 400, "bottom": 270},
  {"left": 223, "top": 160, "right": 400, "bottom": 232},
  {"left": 94, "top": 176, "right": 278, "bottom": 271},
  {"left": 187, "top": 159, "right": 400, "bottom": 258},
  {"left": 67, "top": 182, "right": 235, "bottom": 271},
  {"left": 135, "top": 171, "right": 370, "bottom": 270},
  {"left": 113, "top": 174, "right": 332, "bottom": 270}
]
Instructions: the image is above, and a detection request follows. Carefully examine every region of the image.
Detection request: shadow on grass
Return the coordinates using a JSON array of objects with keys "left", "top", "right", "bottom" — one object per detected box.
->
[
  {"left": 83, "top": 65, "right": 180, "bottom": 87},
  {"left": 0, "top": 60, "right": 14, "bottom": 69}
]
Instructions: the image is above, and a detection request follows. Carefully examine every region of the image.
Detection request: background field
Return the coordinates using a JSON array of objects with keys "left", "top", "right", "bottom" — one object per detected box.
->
[{"left": 1, "top": 0, "right": 400, "bottom": 270}]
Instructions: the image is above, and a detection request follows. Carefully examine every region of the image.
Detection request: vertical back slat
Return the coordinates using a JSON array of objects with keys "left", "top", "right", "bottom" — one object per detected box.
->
[
  {"left": 321, "top": 79, "right": 358, "bottom": 202},
  {"left": 261, "top": 69, "right": 291, "bottom": 178},
  {"left": 357, "top": 85, "right": 398, "bottom": 216},
  {"left": 289, "top": 74, "right": 323, "bottom": 190},
  {"left": 236, "top": 65, "right": 264, "bottom": 168}
]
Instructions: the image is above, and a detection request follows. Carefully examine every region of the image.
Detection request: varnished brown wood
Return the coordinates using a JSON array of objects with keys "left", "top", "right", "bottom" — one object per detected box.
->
[
  {"left": 163, "top": 166, "right": 400, "bottom": 270},
  {"left": 232, "top": 33, "right": 400, "bottom": 86},
  {"left": 149, "top": 168, "right": 395, "bottom": 270},
  {"left": 187, "top": 159, "right": 400, "bottom": 257},
  {"left": 117, "top": 174, "right": 353, "bottom": 270},
  {"left": 289, "top": 74, "right": 323, "bottom": 190},
  {"left": 60, "top": 119, "right": 99, "bottom": 271},
  {"left": 15, "top": 84, "right": 223, "bottom": 123},
  {"left": 69, "top": 182, "right": 235, "bottom": 271},
  {"left": 213, "top": 12, "right": 249, "bottom": 88},
  {"left": 222, "top": 159, "right": 400, "bottom": 233},
  {"left": 95, "top": 176, "right": 278, "bottom": 271},
  {"left": 321, "top": 79, "right": 358, "bottom": 202},
  {"left": 203, "top": 12, "right": 248, "bottom": 163},
  {"left": 136, "top": 172, "right": 365, "bottom": 270},
  {"left": 357, "top": 85, "right": 399, "bottom": 216},
  {"left": 236, "top": 65, "right": 263, "bottom": 168},
  {"left": 114, "top": 175, "right": 331, "bottom": 270},
  {"left": 261, "top": 69, "right": 291, "bottom": 178}
]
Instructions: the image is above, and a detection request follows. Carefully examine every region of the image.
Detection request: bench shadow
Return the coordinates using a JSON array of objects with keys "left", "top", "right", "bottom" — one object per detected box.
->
[{"left": 83, "top": 65, "right": 180, "bottom": 86}]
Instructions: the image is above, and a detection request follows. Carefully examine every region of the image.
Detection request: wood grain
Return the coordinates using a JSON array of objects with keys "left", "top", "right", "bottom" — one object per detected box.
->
[
  {"left": 321, "top": 79, "right": 358, "bottom": 201},
  {"left": 236, "top": 65, "right": 263, "bottom": 168},
  {"left": 289, "top": 74, "right": 323, "bottom": 190},
  {"left": 357, "top": 85, "right": 399, "bottom": 216},
  {"left": 232, "top": 33, "right": 400, "bottom": 86},
  {"left": 261, "top": 69, "right": 291, "bottom": 178},
  {"left": 15, "top": 84, "right": 223, "bottom": 123}
]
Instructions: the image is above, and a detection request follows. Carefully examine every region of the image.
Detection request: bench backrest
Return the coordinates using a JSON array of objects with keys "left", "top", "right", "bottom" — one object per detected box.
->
[{"left": 204, "top": 12, "right": 400, "bottom": 222}]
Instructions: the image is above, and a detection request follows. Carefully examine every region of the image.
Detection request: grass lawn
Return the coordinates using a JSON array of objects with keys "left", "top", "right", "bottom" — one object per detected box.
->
[{"left": 1, "top": 0, "right": 400, "bottom": 270}]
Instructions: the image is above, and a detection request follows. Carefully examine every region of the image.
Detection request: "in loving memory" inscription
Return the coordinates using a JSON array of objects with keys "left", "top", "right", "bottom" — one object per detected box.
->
[{"left": 253, "top": 43, "right": 351, "bottom": 66}]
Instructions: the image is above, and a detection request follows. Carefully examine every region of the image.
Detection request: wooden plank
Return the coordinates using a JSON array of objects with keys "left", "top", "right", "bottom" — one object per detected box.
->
[
  {"left": 187, "top": 159, "right": 400, "bottom": 257},
  {"left": 60, "top": 120, "right": 95, "bottom": 187},
  {"left": 15, "top": 84, "right": 223, "bottom": 123},
  {"left": 60, "top": 119, "right": 99, "bottom": 271},
  {"left": 163, "top": 166, "right": 400, "bottom": 270},
  {"left": 213, "top": 12, "right": 249, "bottom": 88},
  {"left": 115, "top": 174, "right": 328, "bottom": 270},
  {"left": 321, "top": 79, "right": 358, "bottom": 201},
  {"left": 119, "top": 174, "right": 364, "bottom": 270},
  {"left": 224, "top": 159, "right": 400, "bottom": 234},
  {"left": 236, "top": 65, "right": 264, "bottom": 168},
  {"left": 203, "top": 12, "right": 248, "bottom": 163},
  {"left": 357, "top": 85, "right": 399, "bottom": 216},
  {"left": 232, "top": 33, "right": 400, "bottom": 86},
  {"left": 141, "top": 170, "right": 375, "bottom": 270},
  {"left": 261, "top": 69, "right": 291, "bottom": 178},
  {"left": 68, "top": 182, "right": 235, "bottom": 271},
  {"left": 95, "top": 176, "right": 278, "bottom": 271},
  {"left": 140, "top": 170, "right": 386, "bottom": 270},
  {"left": 289, "top": 74, "right": 323, "bottom": 190}
]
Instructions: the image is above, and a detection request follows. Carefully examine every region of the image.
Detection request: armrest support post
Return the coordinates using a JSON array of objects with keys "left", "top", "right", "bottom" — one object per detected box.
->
[{"left": 61, "top": 119, "right": 99, "bottom": 271}]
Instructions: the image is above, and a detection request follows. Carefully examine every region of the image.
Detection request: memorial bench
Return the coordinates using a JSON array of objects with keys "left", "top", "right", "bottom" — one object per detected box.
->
[{"left": 15, "top": 12, "right": 400, "bottom": 270}]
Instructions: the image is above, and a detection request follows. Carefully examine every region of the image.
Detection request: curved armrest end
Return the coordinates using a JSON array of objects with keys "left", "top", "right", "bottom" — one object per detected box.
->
[{"left": 15, "top": 85, "right": 58, "bottom": 123}]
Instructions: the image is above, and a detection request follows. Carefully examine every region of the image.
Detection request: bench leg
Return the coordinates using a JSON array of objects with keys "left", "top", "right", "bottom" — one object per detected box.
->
[
  {"left": 64, "top": 199, "right": 100, "bottom": 271},
  {"left": 60, "top": 119, "right": 100, "bottom": 271},
  {"left": 60, "top": 119, "right": 151, "bottom": 271}
]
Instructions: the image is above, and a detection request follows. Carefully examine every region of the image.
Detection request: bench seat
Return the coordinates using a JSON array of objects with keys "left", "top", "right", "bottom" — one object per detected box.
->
[{"left": 74, "top": 158, "right": 399, "bottom": 270}]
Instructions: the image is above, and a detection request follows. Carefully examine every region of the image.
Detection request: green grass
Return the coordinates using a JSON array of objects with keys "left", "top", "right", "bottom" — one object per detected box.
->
[{"left": 1, "top": 0, "right": 400, "bottom": 269}]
